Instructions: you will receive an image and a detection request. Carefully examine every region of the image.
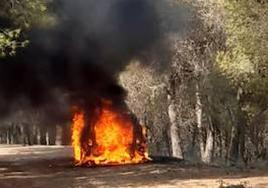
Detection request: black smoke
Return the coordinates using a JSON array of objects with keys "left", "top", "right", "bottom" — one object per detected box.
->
[{"left": 0, "top": 0, "right": 161, "bottom": 121}]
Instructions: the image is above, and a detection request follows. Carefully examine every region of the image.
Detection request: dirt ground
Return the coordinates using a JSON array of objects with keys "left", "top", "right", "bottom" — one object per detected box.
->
[{"left": 0, "top": 145, "right": 267, "bottom": 188}]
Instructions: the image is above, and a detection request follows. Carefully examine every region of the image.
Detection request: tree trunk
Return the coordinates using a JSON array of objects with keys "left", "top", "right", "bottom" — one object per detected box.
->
[
  {"left": 55, "top": 125, "right": 63, "bottom": 145},
  {"left": 227, "top": 105, "right": 246, "bottom": 166},
  {"left": 229, "top": 124, "right": 239, "bottom": 165},
  {"left": 36, "top": 127, "right": 41, "bottom": 145},
  {"left": 7, "top": 129, "right": 10, "bottom": 144},
  {"left": 48, "top": 126, "right": 56, "bottom": 145},
  {"left": 203, "top": 127, "right": 214, "bottom": 163},
  {"left": 40, "top": 126, "right": 47, "bottom": 145},
  {"left": 168, "top": 100, "right": 183, "bottom": 159},
  {"left": 32, "top": 125, "right": 38, "bottom": 145},
  {"left": 195, "top": 84, "right": 214, "bottom": 164},
  {"left": 195, "top": 84, "right": 205, "bottom": 160},
  {"left": 62, "top": 124, "right": 71, "bottom": 145}
]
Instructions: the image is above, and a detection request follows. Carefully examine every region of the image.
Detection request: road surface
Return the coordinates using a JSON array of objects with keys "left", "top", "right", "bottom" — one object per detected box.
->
[{"left": 0, "top": 145, "right": 267, "bottom": 188}]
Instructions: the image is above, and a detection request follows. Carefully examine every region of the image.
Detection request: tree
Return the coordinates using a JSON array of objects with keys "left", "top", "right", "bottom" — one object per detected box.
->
[
  {"left": 120, "top": 61, "right": 172, "bottom": 156},
  {"left": 0, "top": 0, "right": 55, "bottom": 58},
  {"left": 216, "top": 0, "right": 268, "bottom": 164}
]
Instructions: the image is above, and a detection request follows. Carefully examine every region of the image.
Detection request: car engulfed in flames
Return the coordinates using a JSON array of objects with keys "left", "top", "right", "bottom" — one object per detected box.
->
[{"left": 71, "top": 100, "right": 149, "bottom": 166}]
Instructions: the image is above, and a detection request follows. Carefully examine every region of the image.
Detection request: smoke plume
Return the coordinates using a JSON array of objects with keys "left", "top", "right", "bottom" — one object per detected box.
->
[
  {"left": 0, "top": 0, "right": 157, "bottom": 118},
  {"left": 0, "top": 0, "right": 189, "bottom": 122}
]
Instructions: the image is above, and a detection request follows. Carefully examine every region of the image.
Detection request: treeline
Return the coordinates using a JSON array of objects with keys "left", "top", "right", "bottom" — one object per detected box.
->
[
  {"left": 0, "top": 123, "right": 70, "bottom": 145},
  {"left": 0, "top": 110, "right": 71, "bottom": 145},
  {"left": 120, "top": 0, "right": 268, "bottom": 166}
]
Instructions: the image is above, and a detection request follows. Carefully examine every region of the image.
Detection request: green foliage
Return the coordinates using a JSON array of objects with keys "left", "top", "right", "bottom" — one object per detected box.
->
[
  {"left": 0, "top": 28, "right": 29, "bottom": 58},
  {"left": 0, "top": 0, "right": 55, "bottom": 58},
  {"left": 8, "top": 0, "right": 56, "bottom": 28},
  {"left": 216, "top": 0, "right": 268, "bottom": 106},
  {"left": 0, "top": 0, "right": 56, "bottom": 29}
]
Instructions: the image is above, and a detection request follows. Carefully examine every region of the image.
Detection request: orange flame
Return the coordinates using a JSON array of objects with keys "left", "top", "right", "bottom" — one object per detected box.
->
[{"left": 71, "top": 102, "right": 149, "bottom": 166}]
